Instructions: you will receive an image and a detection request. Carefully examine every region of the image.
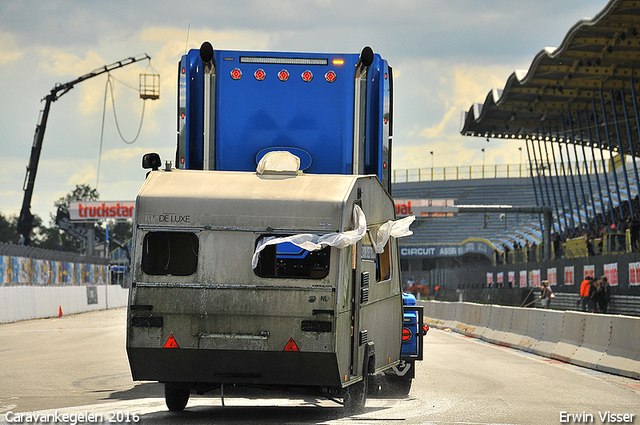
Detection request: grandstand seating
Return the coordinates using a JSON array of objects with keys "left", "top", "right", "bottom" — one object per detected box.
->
[{"left": 392, "top": 162, "right": 640, "bottom": 257}]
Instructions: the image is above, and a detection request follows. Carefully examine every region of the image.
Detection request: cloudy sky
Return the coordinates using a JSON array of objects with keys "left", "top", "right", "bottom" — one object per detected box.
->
[{"left": 0, "top": 0, "right": 608, "bottom": 222}]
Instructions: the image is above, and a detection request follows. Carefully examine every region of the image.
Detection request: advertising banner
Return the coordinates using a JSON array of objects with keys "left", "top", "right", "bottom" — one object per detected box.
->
[
  {"left": 564, "top": 266, "right": 575, "bottom": 286},
  {"left": 604, "top": 263, "right": 618, "bottom": 286},
  {"left": 69, "top": 201, "right": 135, "bottom": 221}
]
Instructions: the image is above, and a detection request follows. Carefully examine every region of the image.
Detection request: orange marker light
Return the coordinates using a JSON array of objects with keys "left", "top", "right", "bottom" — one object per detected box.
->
[{"left": 332, "top": 59, "right": 345, "bottom": 65}]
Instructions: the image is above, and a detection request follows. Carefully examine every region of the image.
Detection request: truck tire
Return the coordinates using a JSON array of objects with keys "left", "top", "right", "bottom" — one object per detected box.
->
[
  {"left": 383, "top": 375, "right": 412, "bottom": 397},
  {"left": 165, "top": 384, "right": 190, "bottom": 412},
  {"left": 343, "top": 376, "right": 368, "bottom": 413}
]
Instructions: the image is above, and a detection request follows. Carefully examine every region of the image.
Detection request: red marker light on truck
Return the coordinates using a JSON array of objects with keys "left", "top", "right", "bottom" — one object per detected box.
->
[
  {"left": 325, "top": 71, "right": 337, "bottom": 83},
  {"left": 254, "top": 69, "right": 266, "bottom": 81},
  {"left": 230, "top": 68, "right": 242, "bottom": 80},
  {"left": 301, "top": 70, "right": 313, "bottom": 82},
  {"left": 278, "top": 69, "right": 290, "bottom": 82}
]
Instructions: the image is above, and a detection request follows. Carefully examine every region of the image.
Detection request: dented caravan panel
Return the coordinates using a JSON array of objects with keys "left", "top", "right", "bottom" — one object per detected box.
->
[{"left": 127, "top": 168, "right": 402, "bottom": 391}]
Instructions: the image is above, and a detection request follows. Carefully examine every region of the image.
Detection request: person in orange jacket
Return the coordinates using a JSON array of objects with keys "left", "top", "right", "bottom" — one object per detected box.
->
[{"left": 579, "top": 276, "right": 592, "bottom": 312}]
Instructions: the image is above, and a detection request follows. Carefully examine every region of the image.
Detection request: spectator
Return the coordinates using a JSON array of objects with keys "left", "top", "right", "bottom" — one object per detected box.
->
[
  {"left": 539, "top": 280, "right": 553, "bottom": 309},
  {"left": 579, "top": 276, "right": 591, "bottom": 312},
  {"left": 595, "top": 276, "right": 611, "bottom": 314},
  {"left": 588, "top": 278, "right": 598, "bottom": 312}
]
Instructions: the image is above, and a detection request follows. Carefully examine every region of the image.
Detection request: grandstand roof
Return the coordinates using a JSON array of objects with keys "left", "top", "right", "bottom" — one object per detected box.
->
[{"left": 460, "top": 0, "right": 640, "bottom": 153}]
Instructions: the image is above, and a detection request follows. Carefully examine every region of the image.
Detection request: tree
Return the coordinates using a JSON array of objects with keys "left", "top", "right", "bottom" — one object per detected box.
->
[
  {"left": 53, "top": 184, "right": 100, "bottom": 218},
  {"left": 0, "top": 213, "right": 20, "bottom": 244},
  {"left": 46, "top": 184, "right": 101, "bottom": 253}
]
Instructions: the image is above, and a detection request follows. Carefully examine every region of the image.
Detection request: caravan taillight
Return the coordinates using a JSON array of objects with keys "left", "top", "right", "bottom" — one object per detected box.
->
[
  {"left": 230, "top": 68, "right": 242, "bottom": 80},
  {"left": 325, "top": 71, "right": 337, "bottom": 83},
  {"left": 278, "top": 69, "right": 290, "bottom": 82}
]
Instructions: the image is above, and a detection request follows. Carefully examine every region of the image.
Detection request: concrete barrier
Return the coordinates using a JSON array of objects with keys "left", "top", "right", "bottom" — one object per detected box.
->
[
  {"left": 502, "top": 306, "right": 530, "bottom": 349},
  {"left": 552, "top": 312, "right": 586, "bottom": 362},
  {"left": 571, "top": 313, "right": 612, "bottom": 370},
  {"left": 530, "top": 309, "right": 564, "bottom": 358},
  {"left": 482, "top": 305, "right": 511, "bottom": 345},
  {"left": 453, "top": 302, "right": 476, "bottom": 335},
  {"left": 0, "top": 285, "right": 129, "bottom": 323},
  {"left": 421, "top": 300, "right": 640, "bottom": 380},
  {"left": 597, "top": 315, "right": 640, "bottom": 379},
  {"left": 442, "top": 302, "right": 462, "bottom": 331}
]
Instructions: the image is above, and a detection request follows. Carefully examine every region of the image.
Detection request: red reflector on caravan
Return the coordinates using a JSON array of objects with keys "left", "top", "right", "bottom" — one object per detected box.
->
[
  {"left": 164, "top": 334, "right": 180, "bottom": 348},
  {"left": 283, "top": 337, "right": 300, "bottom": 352}
]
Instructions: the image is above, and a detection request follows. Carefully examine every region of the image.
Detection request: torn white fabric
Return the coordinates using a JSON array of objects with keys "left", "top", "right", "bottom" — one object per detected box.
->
[
  {"left": 252, "top": 204, "right": 367, "bottom": 269},
  {"left": 370, "top": 215, "right": 415, "bottom": 253},
  {"left": 256, "top": 151, "right": 300, "bottom": 174},
  {"left": 251, "top": 205, "right": 416, "bottom": 269}
]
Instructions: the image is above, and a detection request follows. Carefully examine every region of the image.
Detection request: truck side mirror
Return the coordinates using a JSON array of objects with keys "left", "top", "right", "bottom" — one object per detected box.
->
[{"left": 142, "top": 153, "right": 162, "bottom": 170}]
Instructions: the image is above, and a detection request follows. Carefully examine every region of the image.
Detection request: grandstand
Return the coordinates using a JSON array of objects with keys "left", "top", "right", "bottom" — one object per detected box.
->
[{"left": 399, "top": 0, "right": 640, "bottom": 305}]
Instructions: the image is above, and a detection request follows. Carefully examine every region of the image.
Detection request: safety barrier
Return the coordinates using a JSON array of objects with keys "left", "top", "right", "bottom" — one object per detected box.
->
[
  {"left": 0, "top": 285, "right": 129, "bottom": 323},
  {"left": 423, "top": 300, "right": 639, "bottom": 380}
]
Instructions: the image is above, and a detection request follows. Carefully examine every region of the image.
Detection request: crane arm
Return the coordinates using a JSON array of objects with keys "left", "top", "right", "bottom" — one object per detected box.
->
[{"left": 17, "top": 54, "right": 151, "bottom": 245}]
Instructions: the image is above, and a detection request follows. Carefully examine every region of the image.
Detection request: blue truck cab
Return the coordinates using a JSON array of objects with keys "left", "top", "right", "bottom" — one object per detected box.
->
[{"left": 172, "top": 41, "right": 423, "bottom": 398}]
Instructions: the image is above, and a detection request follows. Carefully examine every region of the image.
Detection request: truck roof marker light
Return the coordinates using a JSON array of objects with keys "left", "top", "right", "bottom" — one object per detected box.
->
[
  {"left": 164, "top": 334, "right": 180, "bottom": 348},
  {"left": 325, "top": 71, "right": 337, "bottom": 83},
  {"left": 402, "top": 327, "right": 412, "bottom": 342},
  {"left": 283, "top": 337, "right": 299, "bottom": 351},
  {"left": 230, "top": 68, "right": 242, "bottom": 80},
  {"left": 254, "top": 69, "right": 266, "bottom": 81},
  {"left": 278, "top": 69, "right": 290, "bottom": 82},
  {"left": 301, "top": 70, "right": 313, "bottom": 82}
]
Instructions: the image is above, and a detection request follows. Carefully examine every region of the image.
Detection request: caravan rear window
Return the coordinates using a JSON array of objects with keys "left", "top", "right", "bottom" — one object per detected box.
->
[
  {"left": 141, "top": 232, "right": 199, "bottom": 276},
  {"left": 254, "top": 239, "right": 330, "bottom": 279}
]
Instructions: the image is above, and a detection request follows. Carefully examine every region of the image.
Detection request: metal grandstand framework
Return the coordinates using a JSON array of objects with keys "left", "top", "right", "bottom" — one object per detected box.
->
[{"left": 461, "top": 0, "right": 640, "bottom": 235}]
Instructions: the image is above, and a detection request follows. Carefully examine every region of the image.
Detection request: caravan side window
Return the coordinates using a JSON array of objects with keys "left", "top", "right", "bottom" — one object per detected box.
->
[
  {"left": 254, "top": 238, "right": 330, "bottom": 279},
  {"left": 142, "top": 232, "right": 199, "bottom": 276},
  {"left": 376, "top": 240, "right": 391, "bottom": 282}
]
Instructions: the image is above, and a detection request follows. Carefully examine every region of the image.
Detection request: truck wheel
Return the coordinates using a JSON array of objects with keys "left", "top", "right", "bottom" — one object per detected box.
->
[
  {"left": 165, "top": 384, "right": 190, "bottom": 412},
  {"left": 384, "top": 375, "right": 412, "bottom": 397}
]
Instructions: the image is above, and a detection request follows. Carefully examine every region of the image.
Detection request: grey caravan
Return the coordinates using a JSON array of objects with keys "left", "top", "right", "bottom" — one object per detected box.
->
[{"left": 126, "top": 159, "right": 408, "bottom": 412}]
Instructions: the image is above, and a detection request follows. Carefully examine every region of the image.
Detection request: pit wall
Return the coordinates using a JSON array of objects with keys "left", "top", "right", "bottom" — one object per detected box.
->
[
  {"left": 0, "top": 285, "right": 129, "bottom": 323},
  {"left": 422, "top": 300, "right": 640, "bottom": 380}
]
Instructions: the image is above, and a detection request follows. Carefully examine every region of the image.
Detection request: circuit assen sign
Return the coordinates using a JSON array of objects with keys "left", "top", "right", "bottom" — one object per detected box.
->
[
  {"left": 400, "top": 240, "right": 493, "bottom": 258},
  {"left": 69, "top": 201, "right": 135, "bottom": 221}
]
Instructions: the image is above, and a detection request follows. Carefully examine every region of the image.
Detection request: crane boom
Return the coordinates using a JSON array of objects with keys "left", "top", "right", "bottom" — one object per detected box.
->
[{"left": 17, "top": 54, "right": 151, "bottom": 245}]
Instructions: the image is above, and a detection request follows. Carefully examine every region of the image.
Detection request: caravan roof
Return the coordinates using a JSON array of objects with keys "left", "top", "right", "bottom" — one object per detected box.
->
[{"left": 136, "top": 169, "right": 393, "bottom": 233}]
